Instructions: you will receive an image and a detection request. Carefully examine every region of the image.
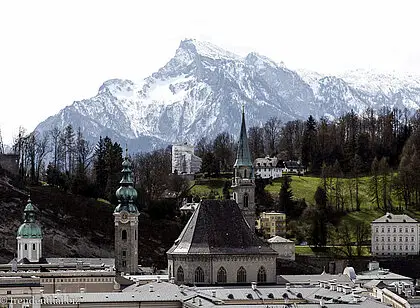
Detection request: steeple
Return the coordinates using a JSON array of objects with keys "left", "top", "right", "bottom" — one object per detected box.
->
[
  {"left": 113, "top": 148, "right": 139, "bottom": 274},
  {"left": 234, "top": 105, "right": 253, "bottom": 168},
  {"left": 232, "top": 107, "right": 256, "bottom": 231},
  {"left": 17, "top": 197, "right": 42, "bottom": 262},
  {"left": 114, "top": 148, "right": 138, "bottom": 214}
]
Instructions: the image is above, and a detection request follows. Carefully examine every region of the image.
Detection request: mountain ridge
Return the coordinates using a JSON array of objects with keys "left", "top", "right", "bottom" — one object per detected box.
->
[{"left": 35, "top": 39, "right": 420, "bottom": 152}]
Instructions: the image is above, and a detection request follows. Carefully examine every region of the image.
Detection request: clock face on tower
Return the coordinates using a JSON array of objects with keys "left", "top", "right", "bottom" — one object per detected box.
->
[{"left": 120, "top": 211, "right": 129, "bottom": 223}]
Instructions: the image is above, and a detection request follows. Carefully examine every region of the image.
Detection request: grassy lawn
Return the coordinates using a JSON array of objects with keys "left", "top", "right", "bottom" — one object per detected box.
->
[
  {"left": 189, "top": 178, "right": 230, "bottom": 198},
  {"left": 296, "top": 245, "right": 371, "bottom": 257}
]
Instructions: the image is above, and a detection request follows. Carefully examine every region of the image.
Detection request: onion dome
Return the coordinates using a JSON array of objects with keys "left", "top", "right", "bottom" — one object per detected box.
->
[
  {"left": 114, "top": 149, "right": 139, "bottom": 213},
  {"left": 17, "top": 198, "right": 42, "bottom": 238}
]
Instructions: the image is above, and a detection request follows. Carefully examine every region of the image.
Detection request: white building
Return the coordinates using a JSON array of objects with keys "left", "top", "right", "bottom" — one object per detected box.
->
[
  {"left": 371, "top": 213, "right": 419, "bottom": 256},
  {"left": 254, "top": 156, "right": 283, "bottom": 179},
  {"left": 171, "top": 143, "right": 202, "bottom": 174},
  {"left": 267, "top": 236, "right": 295, "bottom": 260}
]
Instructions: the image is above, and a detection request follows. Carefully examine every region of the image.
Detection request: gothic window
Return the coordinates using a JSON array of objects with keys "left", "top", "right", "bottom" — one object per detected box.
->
[
  {"left": 122, "top": 230, "right": 127, "bottom": 240},
  {"left": 257, "top": 266, "right": 267, "bottom": 283},
  {"left": 237, "top": 266, "right": 247, "bottom": 283},
  {"left": 217, "top": 267, "right": 227, "bottom": 283},
  {"left": 195, "top": 267, "right": 204, "bottom": 283},
  {"left": 177, "top": 266, "right": 184, "bottom": 282},
  {"left": 244, "top": 193, "right": 249, "bottom": 208}
]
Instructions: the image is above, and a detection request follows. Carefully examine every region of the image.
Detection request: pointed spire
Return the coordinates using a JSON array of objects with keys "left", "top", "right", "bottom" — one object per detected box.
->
[
  {"left": 234, "top": 107, "right": 253, "bottom": 167},
  {"left": 115, "top": 148, "right": 138, "bottom": 213}
]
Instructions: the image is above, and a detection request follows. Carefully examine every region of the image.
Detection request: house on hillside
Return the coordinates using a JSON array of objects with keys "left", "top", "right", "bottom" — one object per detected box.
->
[
  {"left": 254, "top": 156, "right": 283, "bottom": 179},
  {"left": 283, "top": 160, "right": 305, "bottom": 175}
]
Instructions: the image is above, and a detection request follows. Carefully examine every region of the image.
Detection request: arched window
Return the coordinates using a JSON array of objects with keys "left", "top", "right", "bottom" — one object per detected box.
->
[
  {"left": 176, "top": 266, "right": 184, "bottom": 282},
  {"left": 195, "top": 267, "right": 204, "bottom": 283},
  {"left": 257, "top": 266, "right": 266, "bottom": 283},
  {"left": 237, "top": 266, "right": 247, "bottom": 283},
  {"left": 122, "top": 230, "right": 127, "bottom": 240},
  {"left": 24, "top": 244, "right": 27, "bottom": 250},
  {"left": 217, "top": 267, "right": 227, "bottom": 283},
  {"left": 243, "top": 193, "right": 249, "bottom": 208},
  {"left": 244, "top": 169, "right": 247, "bottom": 178}
]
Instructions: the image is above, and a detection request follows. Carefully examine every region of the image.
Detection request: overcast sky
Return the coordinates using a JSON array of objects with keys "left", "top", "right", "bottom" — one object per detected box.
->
[{"left": 1, "top": 0, "right": 419, "bottom": 145}]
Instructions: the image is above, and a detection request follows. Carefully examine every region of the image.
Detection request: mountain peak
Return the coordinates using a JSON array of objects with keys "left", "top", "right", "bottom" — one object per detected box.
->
[{"left": 178, "top": 38, "right": 241, "bottom": 61}]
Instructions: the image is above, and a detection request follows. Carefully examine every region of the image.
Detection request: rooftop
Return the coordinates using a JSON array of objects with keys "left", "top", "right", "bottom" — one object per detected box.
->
[
  {"left": 372, "top": 212, "right": 418, "bottom": 223},
  {"left": 167, "top": 199, "right": 276, "bottom": 255}
]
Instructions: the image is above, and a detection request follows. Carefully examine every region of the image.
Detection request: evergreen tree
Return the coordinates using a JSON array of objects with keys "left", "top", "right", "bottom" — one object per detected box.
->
[
  {"left": 222, "top": 181, "right": 231, "bottom": 200},
  {"left": 301, "top": 115, "right": 317, "bottom": 172},
  {"left": 277, "top": 175, "right": 293, "bottom": 215},
  {"left": 369, "top": 157, "right": 380, "bottom": 209}
]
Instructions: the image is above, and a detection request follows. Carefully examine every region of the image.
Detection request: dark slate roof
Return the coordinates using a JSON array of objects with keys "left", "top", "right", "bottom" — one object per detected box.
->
[{"left": 167, "top": 199, "right": 276, "bottom": 255}]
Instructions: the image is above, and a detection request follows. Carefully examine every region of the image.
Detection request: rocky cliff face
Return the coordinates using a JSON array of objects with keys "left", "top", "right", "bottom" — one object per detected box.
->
[{"left": 35, "top": 39, "right": 420, "bottom": 152}]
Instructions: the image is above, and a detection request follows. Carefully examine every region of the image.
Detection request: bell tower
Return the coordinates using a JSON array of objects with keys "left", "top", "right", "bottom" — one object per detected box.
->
[
  {"left": 17, "top": 197, "right": 42, "bottom": 262},
  {"left": 114, "top": 149, "right": 139, "bottom": 274},
  {"left": 232, "top": 107, "right": 256, "bottom": 231}
]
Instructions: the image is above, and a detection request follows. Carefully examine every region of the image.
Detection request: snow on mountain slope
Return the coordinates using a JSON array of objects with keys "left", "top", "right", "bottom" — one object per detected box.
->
[{"left": 35, "top": 39, "right": 420, "bottom": 152}]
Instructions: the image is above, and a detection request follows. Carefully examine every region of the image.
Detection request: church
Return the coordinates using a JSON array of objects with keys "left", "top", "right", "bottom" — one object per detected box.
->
[{"left": 167, "top": 109, "right": 278, "bottom": 285}]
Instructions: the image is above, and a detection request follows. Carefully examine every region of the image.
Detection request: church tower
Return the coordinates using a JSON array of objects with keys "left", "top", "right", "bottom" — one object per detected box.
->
[
  {"left": 17, "top": 197, "right": 42, "bottom": 262},
  {"left": 232, "top": 107, "right": 256, "bottom": 231},
  {"left": 114, "top": 150, "right": 139, "bottom": 274}
]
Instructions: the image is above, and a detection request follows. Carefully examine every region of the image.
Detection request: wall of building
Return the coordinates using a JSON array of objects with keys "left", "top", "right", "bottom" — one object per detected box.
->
[
  {"left": 270, "top": 243, "right": 295, "bottom": 261},
  {"left": 371, "top": 222, "right": 419, "bottom": 256},
  {"left": 170, "top": 255, "right": 276, "bottom": 285}
]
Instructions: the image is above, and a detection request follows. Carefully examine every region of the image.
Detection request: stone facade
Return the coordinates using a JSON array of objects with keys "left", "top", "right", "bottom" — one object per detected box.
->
[
  {"left": 17, "top": 237, "right": 42, "bottom": 262},
  {"left": 371, "top": 213, "right": 419, "bottom": 256},
  {"left": 114, "top": 212, "right": 139, "bottom": 274},
  {"left": 168, "top": 254, "right": 276, "bottom": 284},
  {"left": 172, "top": 143, "right": 202, "bottom": 174}
]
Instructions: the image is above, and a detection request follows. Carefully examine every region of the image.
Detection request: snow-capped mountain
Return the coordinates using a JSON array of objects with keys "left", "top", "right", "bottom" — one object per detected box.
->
[{"left": 35, "top": 39, "right": 420, "bottom": 152}]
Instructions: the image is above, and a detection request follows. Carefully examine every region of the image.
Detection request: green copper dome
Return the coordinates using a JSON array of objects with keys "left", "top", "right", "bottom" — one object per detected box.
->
[
  {"left": 114, "top": 150, "right": 139, "bottom": 214},
  {"left": 17, "top": 198, "right": 42, "bottom": 238}
]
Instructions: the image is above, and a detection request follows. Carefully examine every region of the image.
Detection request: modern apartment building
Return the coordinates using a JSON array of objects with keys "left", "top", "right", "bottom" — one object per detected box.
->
[{"left": 371, "top": 213, "right": 419, "bottom": 256}]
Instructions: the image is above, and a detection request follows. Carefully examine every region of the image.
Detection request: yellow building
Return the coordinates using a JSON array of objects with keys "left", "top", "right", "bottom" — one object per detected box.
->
[{"left": 257, "top": 212, "right": 286, "bottom": 237}]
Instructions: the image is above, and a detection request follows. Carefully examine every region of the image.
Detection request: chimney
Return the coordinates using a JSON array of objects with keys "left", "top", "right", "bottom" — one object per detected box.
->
[
  {"left": 170, "top": 276, "right": 175, "bottom": 284},
  {"left": 319, "top": 298, "right": 325, "bottom": 307},
  {"left": 212, "top": 291, "right": 216, "bottom": 297},
  {"left": 149, "top": 285, "right": 154, "bottom": 292},
  {"left": 198, "top": 299, "right": 203, "bottom": 306},
  {"left": 251, "top": 282, "right": 257, "bottom": 290},
  {"left": 286, "top": 283, "right": 290, "bottom": 291},
  {"left": 157, "top": 276, "right": 161, "bottom": 283},
  {"left": 80, "top": 287, "right": 85, "bottom": 293}
]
